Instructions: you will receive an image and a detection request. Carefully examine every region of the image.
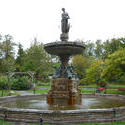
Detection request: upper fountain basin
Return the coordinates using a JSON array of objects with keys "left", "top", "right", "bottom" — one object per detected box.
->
[{"left": 44, "top": 41, "right": 85, "bottom": 56}]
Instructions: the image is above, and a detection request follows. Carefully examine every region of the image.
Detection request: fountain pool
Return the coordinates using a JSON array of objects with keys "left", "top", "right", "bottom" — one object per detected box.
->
[{"left": 0, "top": 94, "right": 125, "bottom": 124}]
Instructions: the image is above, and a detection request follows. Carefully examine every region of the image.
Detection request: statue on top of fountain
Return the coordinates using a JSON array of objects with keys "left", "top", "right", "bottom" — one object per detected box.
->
[{"left": 60, "top": 8, "right": 70, "bottom": 41}]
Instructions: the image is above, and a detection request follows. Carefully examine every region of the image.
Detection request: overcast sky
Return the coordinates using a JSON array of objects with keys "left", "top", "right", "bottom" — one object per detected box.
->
[{"left": 0, "top": 0, "right": 125, "bottom": 49}]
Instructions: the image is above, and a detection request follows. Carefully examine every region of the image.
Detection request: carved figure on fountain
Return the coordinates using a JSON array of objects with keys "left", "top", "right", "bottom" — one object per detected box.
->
[
  {"left": 60, "top": 8, "right": 70, "bottom": 41},
  {"left": 53, "top": 65, "right": 78, "bottom": 80}
]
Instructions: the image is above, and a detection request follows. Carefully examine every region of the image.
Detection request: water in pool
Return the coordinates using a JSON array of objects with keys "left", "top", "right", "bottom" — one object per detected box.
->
[{"left": 1, "top": 96, "right": 125, "bottom": 110}]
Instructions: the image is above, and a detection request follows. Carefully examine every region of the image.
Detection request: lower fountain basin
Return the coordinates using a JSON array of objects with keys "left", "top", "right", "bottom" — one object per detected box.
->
[
  {"left": 0, "top": 94, "right": 125, "bottom": 123},
  {"left": 44, "top": 41, "right": 85, "bottom": 56},
  {"left": 1, "top": 94, "right": 125, "bottom": 110}
]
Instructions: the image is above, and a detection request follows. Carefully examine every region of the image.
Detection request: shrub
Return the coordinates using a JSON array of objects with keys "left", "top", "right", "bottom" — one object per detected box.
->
[
  {"left": 0, "top": 76, "right": 9, "bottom": 90},
  {"left": 11, "top": 76, "right": 31, "bottom": 90}
]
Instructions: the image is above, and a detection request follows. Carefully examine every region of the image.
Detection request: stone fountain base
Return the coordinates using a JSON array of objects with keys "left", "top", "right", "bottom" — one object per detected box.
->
[
  {"left": 1, "top": 94, "right": 125, "bottom": 124},
  {"left": 47, "top": 78, "right": 82, "bottom": 105}
]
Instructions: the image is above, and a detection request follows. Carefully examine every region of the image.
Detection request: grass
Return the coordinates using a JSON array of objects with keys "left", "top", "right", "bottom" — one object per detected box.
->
[
  {"left": 29, "top": 84, "right": 51, "bottom": 94},
  {"left": 108, "top": 84, "right": 125, "bottom": 87},
  {"left": 0, "top": 90, "right": 20, "bottom": 97},
  {"left": 28, "top": 83, "right": 125, "bottom": 95},
  {"left": 81, "top": 88, "right": 125, "bottom": 95},
  {"left": 81, "top": 84, "right": 125, "bottom": 88},
  {"left": 1, "top": 83, "right": 125, "bottom": 96},
  {"left": 1, "top": 120, "right": 125, "bottom": 125},
  {"left": 36, "top": 85, "right": 51, "bottom": 89},
  {"left": 79, "top": 122, "right": 125, "bottom": 125},
  {"left": 0, "top": 90, "right": 9, "bottom": 96},
  {"left": 81, "top": 88, "right": 96, "bottom": 93},
  {"left": 80, "top": 83, "right": 125, "bottom": 95}
]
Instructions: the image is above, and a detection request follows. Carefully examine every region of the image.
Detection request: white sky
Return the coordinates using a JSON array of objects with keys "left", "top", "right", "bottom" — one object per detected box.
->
[{"left": 0, "top": 0, "right": 125, "bottom": 49}]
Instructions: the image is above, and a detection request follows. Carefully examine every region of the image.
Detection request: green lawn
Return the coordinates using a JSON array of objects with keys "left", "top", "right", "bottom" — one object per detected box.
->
[
  {"left": 81, "top": 84, "right": 125, "bottom": 88},
  {"left": 1, "top": 120, "right": 125, "bottom": 125},
  {"left": 0, "top": 90, "right": 9, "bottom": 96},
  {"left": 81, "top": 84, "right": 125, "bottom": 94},
  {"left": 0, "top": 90, "right": 20, "bottom": 97},
  {"left": 28, "top": 83, "right": 125, "bottom": 95},
  {"left": 79, "top": 122, "right": 125, "bottom": 125},
  {"left": 108, "top": 84, "right": 125, "bottom": 87},
  {"left": 81, "top": 88, "right": 125, "bottom": 95},
  {"left": 29, "top": 85, "right": 51, "bottom": 94},
  {"left": 1, "top": 83, "right": 125, "bottom": 96},
  {"left": 36, "top": 85, "right": 51, "bottom": 89}
]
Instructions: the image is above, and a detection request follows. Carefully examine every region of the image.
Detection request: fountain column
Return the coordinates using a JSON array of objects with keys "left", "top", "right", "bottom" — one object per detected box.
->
[{"left": 59, "top": 55, "right": 70, "bottom": 78}]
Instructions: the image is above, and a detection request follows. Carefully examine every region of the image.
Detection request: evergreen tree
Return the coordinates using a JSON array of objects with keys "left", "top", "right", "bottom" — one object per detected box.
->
[{"left": 15, "top": 43, "right": 25, "bottom": 71}]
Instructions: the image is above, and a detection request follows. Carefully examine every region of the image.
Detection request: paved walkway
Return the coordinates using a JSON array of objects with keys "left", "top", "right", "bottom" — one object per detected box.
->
[{"left": 16, "top": 90, "right": 34, "bottom": 95}]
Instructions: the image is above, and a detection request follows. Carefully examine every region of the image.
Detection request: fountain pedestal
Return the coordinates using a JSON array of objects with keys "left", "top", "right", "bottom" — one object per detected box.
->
[{"left": 47, "top": 78, "right": 82, "bottom": 105}]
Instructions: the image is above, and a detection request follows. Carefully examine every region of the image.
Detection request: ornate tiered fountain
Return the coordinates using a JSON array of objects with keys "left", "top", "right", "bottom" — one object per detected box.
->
[
  {"left": 44, "top": 8, "right": 85, "bottom": 105},
  {"left": 1, "top": 9, "right": 125, "bottom": 124}
]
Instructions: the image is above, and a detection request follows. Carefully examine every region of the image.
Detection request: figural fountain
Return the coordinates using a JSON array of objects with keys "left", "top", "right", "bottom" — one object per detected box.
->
[
  {"left": 1, "top": 9, "right": 125, "bottom": 124},
  {"left": 44, "top": 8, "right": 85, "bottom": 105}
]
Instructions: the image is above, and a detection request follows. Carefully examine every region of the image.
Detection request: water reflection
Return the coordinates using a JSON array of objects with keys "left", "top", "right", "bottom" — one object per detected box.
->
[{"left": 1, "top": 96, "right": 125, "bottom": 110}]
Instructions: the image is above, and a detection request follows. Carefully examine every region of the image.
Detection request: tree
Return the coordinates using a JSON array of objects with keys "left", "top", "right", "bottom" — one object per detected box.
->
[
  {"left": 102, "top": 38, "right": 125, "bottom": 59},
  {"left": 23, "top": 38, "right": 53, "bottom": 77},
  {"left": 0, "top": 34, "right": 2, "bottom": 57},
  {"left": 0, "top": 34, "right": 16, "bottom": 74},
  {"left": 15, "top": 43, "right": 25, "bottom": 71},
  {"left": 84, "top": 41, "right": 95, "bottom": 57},
  {"left": 94, "top": 40, "right": 104, "bottom": 58},
  {"left": 85, "top": 59, "right": 104, "bottom": 86},
  {"left": 1, "top": 35, "right": 16, "bottom": 59},
  {"left": 84, "top": 37, "right": 125, "bottom": 60},
  {"left": 72, "top": 55, "right": 93, "bottom": 79},
  {"left": 102, "top": 48, "right": 125, "bottom": 83}
]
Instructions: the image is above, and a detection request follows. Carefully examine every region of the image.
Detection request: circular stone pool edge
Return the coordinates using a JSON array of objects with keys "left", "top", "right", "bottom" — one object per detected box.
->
[{"left": 0, "top": 94, "right": 125, "bottom": 124}]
